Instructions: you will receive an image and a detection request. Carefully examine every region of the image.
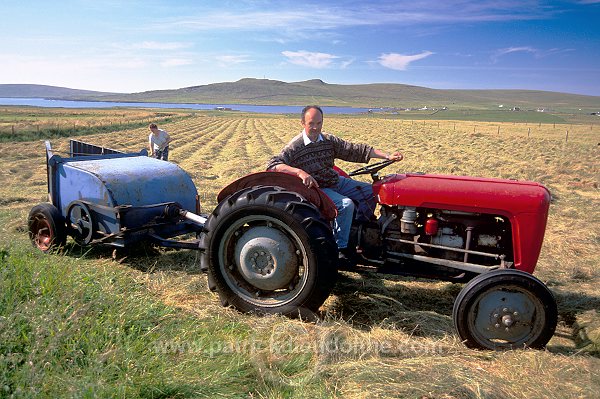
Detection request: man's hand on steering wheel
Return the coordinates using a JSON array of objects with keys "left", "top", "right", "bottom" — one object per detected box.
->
[
  {"left": 386, "top": 151, "right": 403, "bottom": 161},
  {"left": 347, "top": 152, "right": 403, "bottom": 177}
]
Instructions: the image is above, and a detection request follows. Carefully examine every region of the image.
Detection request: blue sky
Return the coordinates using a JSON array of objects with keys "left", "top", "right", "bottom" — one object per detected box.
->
[{"left": 1, "top": 0, "right": 599, "bottom": 95}]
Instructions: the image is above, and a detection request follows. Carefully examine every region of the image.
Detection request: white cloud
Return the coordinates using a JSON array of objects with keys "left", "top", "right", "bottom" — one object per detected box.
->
[
  {"left": 215, "top": 55, "right": 252, "bottom": 67},
  {"left": 141, "top": 41, "right": 191, "bottom": 50},
  {"left": 340, "top": 59, "right": 355, "bottom": 69},
  {"left": 490, "top": 46, "right": 574, "bottom": 63},
  {"left": 160, "top": 58, "right": 193, "bottom": 67},
  {"left": 491, "top": 46, "right": 537, "bottom": 62},
  {"left": 282, "top": 50, "right": 339, "bottom": 69},
  {"left": 2, "top": 53, "right": 147, "bottom": 71},
  {"left": 0, "top": 53, "right": 148, "bottom": 91},
  {"left": 158, "top": 2, "right": 553, "bottom": 34},
  {"left": 122, "top": 41, "right": 192, "bottom": 50},
  {"left": 378, "top": 51, "right": 434, "bottom": 70}
]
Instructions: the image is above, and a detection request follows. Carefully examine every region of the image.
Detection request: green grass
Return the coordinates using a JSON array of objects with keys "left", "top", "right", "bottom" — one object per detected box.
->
[{"left": 0, "top": 238, "right": 332, "bottom": 398}]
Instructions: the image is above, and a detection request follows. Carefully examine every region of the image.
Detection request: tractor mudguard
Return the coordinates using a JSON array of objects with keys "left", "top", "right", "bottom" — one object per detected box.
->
[{"left": 217, "top": 171, "right": 337, "bottom": 221}]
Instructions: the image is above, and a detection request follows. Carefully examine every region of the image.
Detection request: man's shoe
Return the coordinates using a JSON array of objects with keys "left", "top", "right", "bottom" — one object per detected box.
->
[{"left": 338, "top": 248, "right": 355, "bottom": 269}]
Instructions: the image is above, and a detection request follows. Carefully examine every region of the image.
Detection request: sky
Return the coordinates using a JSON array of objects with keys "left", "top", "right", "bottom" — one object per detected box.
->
[{"left": 1, "top": 0, "right": 599, "bottom": 96}]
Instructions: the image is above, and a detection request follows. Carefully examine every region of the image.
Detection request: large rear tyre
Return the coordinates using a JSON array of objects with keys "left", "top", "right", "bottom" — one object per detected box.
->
[
  {"left": 453, "top": 269, "right": 557, "bottom": 350},
  {"left": 28, "top": 203, "right": 67, "bottom": 253},
  {"left": 203, "top": 186, "right": 338, "bottom": 316}
]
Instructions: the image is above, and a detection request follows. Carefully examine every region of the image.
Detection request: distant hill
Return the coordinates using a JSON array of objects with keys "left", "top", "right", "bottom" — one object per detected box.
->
[
  {"left": 0, "top": 84, "right": 116, "bottom": 99},
  {"left": 1, "top": 80, "right": 599, "bottom": 111}
]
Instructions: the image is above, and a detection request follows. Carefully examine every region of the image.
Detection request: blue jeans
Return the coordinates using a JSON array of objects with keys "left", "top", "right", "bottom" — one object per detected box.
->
[
  {"left": 321, "top": 176, "right": 375, "bottom": 249},
  {"left": 155, "top": 146, "right": 169, "bottom": 161}
]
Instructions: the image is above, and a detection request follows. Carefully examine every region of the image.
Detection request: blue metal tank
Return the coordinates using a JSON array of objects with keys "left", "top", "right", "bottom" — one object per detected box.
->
[{"left": 47, "top": 141, "right": 200, "bottom": 247}]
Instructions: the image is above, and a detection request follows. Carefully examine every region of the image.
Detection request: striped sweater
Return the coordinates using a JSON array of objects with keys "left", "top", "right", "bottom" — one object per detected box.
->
[{"left": 266, "top": 132, "right": 373, "bottom": 188}]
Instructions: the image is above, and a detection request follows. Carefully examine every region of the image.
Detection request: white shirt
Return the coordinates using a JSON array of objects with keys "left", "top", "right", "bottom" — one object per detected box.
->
[
  {"left": 149, "top": 129, "right": 169, "bottom": 151},
  {"left": 302, "top": 129, "right": 324, "bottom": 146}
]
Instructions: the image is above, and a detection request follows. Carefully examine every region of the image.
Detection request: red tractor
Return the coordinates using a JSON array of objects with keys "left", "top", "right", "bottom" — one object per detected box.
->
[
  {"left": 29, "top": 142, "right": 557, "bottom": 350},
  {"left": 201, "top": 159, "right": 557, "bottom": 350}
]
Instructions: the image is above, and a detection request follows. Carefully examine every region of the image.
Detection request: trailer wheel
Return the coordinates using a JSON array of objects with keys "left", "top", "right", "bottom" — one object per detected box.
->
[
  {"left": 453, "top": 269, "right": 557, "bottom": 350},
  {"left": 28, "top": 203, "right": 67, "bottom": 253},
  {"left": 204, "top": 186, "right": 338, "bottom": 316},
  {"left": 67, "top": 201, "right": 94, "bottom": 245}
]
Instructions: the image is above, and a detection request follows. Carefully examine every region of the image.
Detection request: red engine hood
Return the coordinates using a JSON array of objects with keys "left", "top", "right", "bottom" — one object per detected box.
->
[
  {"left": 374, "top": 173, "right": 552, "bottom": 273},
  {"left": 373, "top": 173, "right": 551, "bottom": 217}
]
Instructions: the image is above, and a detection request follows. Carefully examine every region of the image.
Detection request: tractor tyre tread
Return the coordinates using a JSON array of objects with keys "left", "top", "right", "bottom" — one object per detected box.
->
[{"left": 203, "top": 185, "right": 337, "bottom": 316}]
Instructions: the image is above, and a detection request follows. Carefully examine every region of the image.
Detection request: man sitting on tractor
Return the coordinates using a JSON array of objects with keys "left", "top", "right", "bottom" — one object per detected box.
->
[{"left": 267, "top": 105, "right": 402, "bottom": 262}]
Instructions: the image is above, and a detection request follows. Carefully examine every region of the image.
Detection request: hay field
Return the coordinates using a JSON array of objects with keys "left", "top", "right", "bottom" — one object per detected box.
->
[{"left": 1, "top": 110, "right": 599, "bottom": 397}]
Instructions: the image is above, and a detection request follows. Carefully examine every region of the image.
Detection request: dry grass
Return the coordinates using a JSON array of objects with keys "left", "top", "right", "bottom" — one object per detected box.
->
[{"left": 1, "top": 110, "right": 599, "bottom": 398}]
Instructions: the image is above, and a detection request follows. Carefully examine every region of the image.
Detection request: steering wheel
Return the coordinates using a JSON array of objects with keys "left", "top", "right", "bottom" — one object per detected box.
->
[{"left": 348, "top": 159, "right": 398, "bottom": 177}]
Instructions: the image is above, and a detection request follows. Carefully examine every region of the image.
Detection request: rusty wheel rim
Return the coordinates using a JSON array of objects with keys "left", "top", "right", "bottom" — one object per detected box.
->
[{"left": 30, "top": 215, "right": 53, "bottom": 251}]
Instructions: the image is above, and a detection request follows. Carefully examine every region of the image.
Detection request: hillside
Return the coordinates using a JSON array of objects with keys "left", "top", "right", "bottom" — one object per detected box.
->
[
  {"left": 103, "top": 79, "right": 600, "bottom": 111},
  {"left": 0, "top": 84, "right": 116, "bottom": 99},
  {"left": 2, "top": 79, "right": 599, "bottom": 111}
]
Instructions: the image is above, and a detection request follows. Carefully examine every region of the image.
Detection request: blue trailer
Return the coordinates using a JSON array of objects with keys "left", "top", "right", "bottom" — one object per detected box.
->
[
  {"left": 28, "top": 140, "right": 206, "bottom": 252},
  {"left": 27, "top": 139, "right": 338, "bottom": 318}
]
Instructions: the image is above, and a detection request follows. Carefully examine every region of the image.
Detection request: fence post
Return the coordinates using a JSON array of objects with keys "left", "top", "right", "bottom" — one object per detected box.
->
[
  {"left": 565, "top": 130, "right": 569, "bottom": 142},
  {"left": 497, "top": 126, "right": 500, "bottom": 135},
  {"left": 528, "top": 127, "right": 530, "bottom": 138}
]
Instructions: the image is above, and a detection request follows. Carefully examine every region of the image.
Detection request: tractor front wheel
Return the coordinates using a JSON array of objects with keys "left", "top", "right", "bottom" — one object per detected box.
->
[
  {"left": 453, "top": 269, "right": 557, "bottom": 350},
  {"left": 203, "top": 186, "right": 338, "bottom": 316}
]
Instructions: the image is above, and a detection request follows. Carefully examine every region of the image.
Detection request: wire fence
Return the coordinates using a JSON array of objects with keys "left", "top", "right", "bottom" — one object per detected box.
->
[{"left": 397, "top": 119, "right": 598, "bottom": 144}]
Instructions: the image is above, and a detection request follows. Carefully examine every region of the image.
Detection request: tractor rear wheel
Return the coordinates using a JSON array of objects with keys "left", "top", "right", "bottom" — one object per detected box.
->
[
  {"left": 203, "top": 186, "right": 338, "bottom": 316},
  {"left": 28, "top": 203, "right": 67, "bottom": 253},
  {"left": 453, "top": 269, "right": 557, "bottom": 350}
]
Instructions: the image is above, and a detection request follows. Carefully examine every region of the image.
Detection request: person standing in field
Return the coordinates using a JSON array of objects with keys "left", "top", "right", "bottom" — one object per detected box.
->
[
  {"left": 148, "top": 123, "right": 171, "bottom": 161},
  {"left": 267, "top": 105, "right": 402, "bottom": 261}
]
